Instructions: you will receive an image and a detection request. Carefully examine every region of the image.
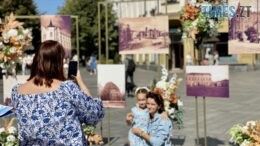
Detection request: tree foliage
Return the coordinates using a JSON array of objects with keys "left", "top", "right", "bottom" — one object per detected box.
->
[{"left": 59, "top": 0, "right": 118, "bottom": 59}]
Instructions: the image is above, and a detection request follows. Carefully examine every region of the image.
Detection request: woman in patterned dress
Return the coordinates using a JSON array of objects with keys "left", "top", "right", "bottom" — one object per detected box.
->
[{"left": 11, "top": 40, "right": 104, "bottom": 146}]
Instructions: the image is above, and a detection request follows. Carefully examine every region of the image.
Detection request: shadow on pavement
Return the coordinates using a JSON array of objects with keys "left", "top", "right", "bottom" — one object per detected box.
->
[
  {"left": 102, "top": 137, "right": 120, "bottom": 145},
  {"left": 171, "top": 135, "right": 186, "bottom": 146},
  {"left": 194, "top": 136, "right": 225, "bottom": 146}
]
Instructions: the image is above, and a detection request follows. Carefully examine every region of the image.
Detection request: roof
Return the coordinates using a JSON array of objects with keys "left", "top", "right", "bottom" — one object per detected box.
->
[{"left": 48, "top": 20, "right": 55, "bottom": 27}]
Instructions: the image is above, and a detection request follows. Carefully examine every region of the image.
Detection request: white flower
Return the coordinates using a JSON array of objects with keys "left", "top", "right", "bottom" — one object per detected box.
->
[
  {"left": 241, "top": 125, "right": 249, "bottom": 133},
  {"left": 23, "top": 29, "right": 30, "bottom": 35},
  {"left": 6, "top": 135, "right": 16, "bottom": 142},
  {"left": 246, "top": 121, "right": 256, "bottom": 127},
  {"left": 8, "top": 126, "right": 17, "bottom": 134},
  {"left": 168, "top": 107, "right": 175, "bottom": 115},
  {"left": 209, "top": 20, "right": 215, "bottom": 28},
  {"left": 169, "top": 74, "right": 177, "bottom": 84},
  {"left": 0, "top": 63, "right": 4, "bottom": 68},
  {"left": 177, "top": 100, "right": 183, "bottom": 107},
  {"left": 2, "top": 31, "right": 9, "bottom": 40},
  {"left": 7, "top": 29, "right": 18, "bottom": 37},
  {"left": 240, "top": 139, "right": 250, "bottom": 146},
  {"left": 0, "top": 127, "right": 6, "bottom": 133},
  {"left": 17, "top": 35, "right": 24, "bottom": 40},
  {"left": 156, "top": 81, "right": 168, "bottom": 90},
  {"left": 4, "top": 38, "right": 9, "bottom": 43},
  {"left": 10, "top": 47, "right": 16, "bottom": 54},
  {"left": 0, "top": 41, "right": 3, "bottom": 48}
]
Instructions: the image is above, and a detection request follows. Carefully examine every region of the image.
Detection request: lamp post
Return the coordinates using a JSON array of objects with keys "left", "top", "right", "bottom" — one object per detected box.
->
[{"left": 257, "top": 0, "right": 259, "bottom": 43}]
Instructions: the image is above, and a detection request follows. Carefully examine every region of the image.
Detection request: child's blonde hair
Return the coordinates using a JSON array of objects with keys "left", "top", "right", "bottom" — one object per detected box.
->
[{"left": 134, "top": 87, "right": 150, "bottom": 97}]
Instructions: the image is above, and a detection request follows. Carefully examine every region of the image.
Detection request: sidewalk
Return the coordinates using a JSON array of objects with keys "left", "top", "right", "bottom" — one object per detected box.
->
[
  {"left": 1, "top": 67, "right": 259, "bottom": 146},
  {"left": 81, "top": 67, "right": 260, "bottom": 146}
]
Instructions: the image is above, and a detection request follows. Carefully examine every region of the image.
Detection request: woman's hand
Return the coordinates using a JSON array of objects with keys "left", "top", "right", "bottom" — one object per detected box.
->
[
  {"left": 73, "top": 70, "right": 83, "bottom": 83},
  {"left": 73, "top": 70, "right": 92, "bottom": 96},
  {"left": 132, "top": 128, "right": 150, "bottom": 141},
  {"left": 132, "top": 127, "right": 142, "bottom": 136},
  {"left": 126, "top": 112, "right": 133, "bottom": 126}
]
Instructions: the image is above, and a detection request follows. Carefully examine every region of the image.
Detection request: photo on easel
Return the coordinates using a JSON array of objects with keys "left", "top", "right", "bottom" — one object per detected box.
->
[
  {"left": 41, "top": 15, "right": 72, "bottom": 58},
  {"left": 186, "top": 66, "right": 229, "bottom": 98},
  {"left": 97, "top": 64, "right": 126, "bottom": 108},
  {"left": 228, "top": 0, "right": 260, "bottom": 54}
]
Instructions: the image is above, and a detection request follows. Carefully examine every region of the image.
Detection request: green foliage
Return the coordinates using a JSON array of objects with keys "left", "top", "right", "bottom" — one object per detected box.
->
[
  {"left": 0, "top": 0, "right": 37, "bottom": 17},
  {"left": 0, "top": 129, "right": 19, "bottom": 146},
  {"left": 113, "top": 53, "right": 121, "bottom": 64},
  {"left": 82, "top": 124, "right": 95, "bottom": 136},
  {"left": 229, "top": 124, "right": 253, "bottom": 144},
  {"left": 59, "top": 0, "right": 118, "bottom": 58}
]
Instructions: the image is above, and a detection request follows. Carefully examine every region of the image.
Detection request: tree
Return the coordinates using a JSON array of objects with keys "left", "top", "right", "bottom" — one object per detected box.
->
[
  {"left": 0, "top": 0, "right": 40, "bottom": 51},
  {"left": 59, "top": 0, "right": 118, "bottom": 60},
  {"left": 0, "top": 0, "right": 37, "bottom": 17}
]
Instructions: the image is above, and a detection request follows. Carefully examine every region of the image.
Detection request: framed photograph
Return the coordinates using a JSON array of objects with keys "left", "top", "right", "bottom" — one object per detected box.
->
[
  {"left": 228, "top": 0, "right": 260, "bottom": 54},
  {"left": 118, "top": 16, "right": 170, "bottom": 54},
  {"left": 97, "top": 64, "right": 126, "bottom": 108},
  {"left": 186, "top": 66, "right": 229, "bottom": 98},
  {"left": 41, "top": 15, "right": 72, "bottom": 58}
]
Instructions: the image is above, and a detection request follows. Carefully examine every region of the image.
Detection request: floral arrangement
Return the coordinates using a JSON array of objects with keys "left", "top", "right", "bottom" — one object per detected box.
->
[
  {"left": 0, "top": 13, "right": 32, "bottom": 73},
  {"left": 152, "top": 66, "right": 184, "bottom": 129},
  {"left": 229, "top": 120, "right": 260, "bottom": 146},
  {"left": 82, "top": 124, "right": 103, "bottom": 146},
  {"left": 0, "top": 118, "right": 18, "bottom": 146},
  {"left": 180, "top": 3, "right": 220, "bottom": 40}
]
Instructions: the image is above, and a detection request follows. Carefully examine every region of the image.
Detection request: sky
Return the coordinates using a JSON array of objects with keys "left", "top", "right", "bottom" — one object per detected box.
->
[{"left": 34, "top": 0, "right": 65, "bottom": 14}]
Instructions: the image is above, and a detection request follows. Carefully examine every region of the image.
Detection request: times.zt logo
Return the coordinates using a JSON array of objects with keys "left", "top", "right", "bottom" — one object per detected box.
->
[{"left": 237, "top": 6, "right": 251, "bottom": 17}]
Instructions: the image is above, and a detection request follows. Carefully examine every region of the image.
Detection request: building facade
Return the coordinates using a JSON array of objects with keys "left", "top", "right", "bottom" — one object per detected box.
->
[
  {"left": 41, "top": 21, "right": 71, "bottom": 58},
  {"left": 109, "top": 0, "right": 232, "bottom": 70}
]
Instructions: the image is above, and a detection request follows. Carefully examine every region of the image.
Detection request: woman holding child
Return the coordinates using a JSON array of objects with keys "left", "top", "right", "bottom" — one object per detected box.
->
[{"left": 127, "top": 89, "right": 172, "bottom": 146}]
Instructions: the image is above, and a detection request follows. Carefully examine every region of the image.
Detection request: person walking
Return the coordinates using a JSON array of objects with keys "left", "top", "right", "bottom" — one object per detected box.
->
[{"left": 125, "top": 56, "right": 136, "bottom": 85}]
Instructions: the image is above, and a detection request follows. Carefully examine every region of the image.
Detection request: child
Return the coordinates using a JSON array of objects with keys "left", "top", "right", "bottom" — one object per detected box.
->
[{"left": 128, "top": 87, "right": 150, "bottom": 146}]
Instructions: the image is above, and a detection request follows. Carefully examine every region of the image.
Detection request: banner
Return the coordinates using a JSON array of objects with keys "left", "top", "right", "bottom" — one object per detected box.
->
[
  {"left": 41, "top": 15, "right": 72, "bottom": 58},
  {"left": 97, "top": 65, "right": 126, "bottom": 108},
  {"left": 118, "top": 16, "right": 170, "bottom": 54}
]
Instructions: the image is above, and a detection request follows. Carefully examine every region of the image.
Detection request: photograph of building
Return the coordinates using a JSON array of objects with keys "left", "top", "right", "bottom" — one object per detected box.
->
[
  {"left": 118, "top": 16, "right": 170, "bottom": 54},
  {"left": 229, "top": 0, "right": 260, "bottom": 54},
  {"left": 186, "top": 65, "right": 229, "bottom": 97},
  {"left": 97, "top": 64, "right": 126, "bottom": 108},
  {"left": 41, "top": 15, "right": 72, "bottom": 58}
]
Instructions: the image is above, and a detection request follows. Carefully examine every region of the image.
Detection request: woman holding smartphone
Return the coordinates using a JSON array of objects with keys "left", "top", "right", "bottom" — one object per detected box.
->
[{"left": 11, "top": 40, "right": 104, "bottom": 145}]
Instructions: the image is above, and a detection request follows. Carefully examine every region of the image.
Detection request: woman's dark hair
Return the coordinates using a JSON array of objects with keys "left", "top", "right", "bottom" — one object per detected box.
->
[
  {"left": 28, "top": 40, "right": 66, "bottom": 87},
  {"left": 147, "top": 92, "right": 165, "bottom": 113}
]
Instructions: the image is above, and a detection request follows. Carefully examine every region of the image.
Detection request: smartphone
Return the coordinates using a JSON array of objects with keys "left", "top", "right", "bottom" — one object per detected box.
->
[{"left": 68, "top": 61, "right": 78, "bottom": 79}]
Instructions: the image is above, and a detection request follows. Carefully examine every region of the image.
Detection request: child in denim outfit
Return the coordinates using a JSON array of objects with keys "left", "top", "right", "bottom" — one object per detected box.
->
[{"left": 128, "top": 87, "right": 149, "bottom": 146}]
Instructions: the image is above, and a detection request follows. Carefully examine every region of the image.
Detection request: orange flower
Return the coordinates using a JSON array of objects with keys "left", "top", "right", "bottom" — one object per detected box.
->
[{"left": 181, "top": 3, "right": 200, "bottom": 21}]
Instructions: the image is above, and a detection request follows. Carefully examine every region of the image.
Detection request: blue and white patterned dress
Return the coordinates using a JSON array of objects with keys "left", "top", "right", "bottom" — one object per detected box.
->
[
  {"left": 11, "top": 80, "right": 104, "bottom": 146},
  {"left": 128, "top": 106, "right": 149, "bottom": 146}
]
